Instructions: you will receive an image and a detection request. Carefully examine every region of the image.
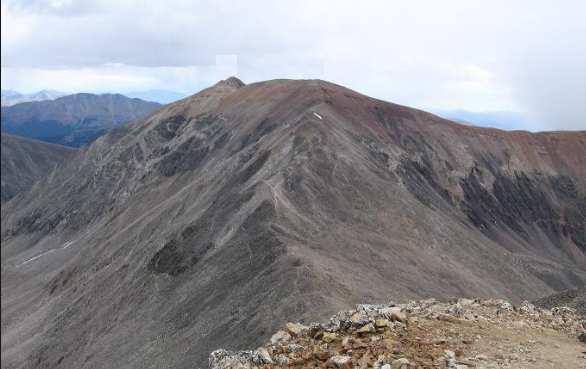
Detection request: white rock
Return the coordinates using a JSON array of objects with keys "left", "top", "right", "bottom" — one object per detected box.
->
[
  {"left": 256, "top": 347, "right": 272, "bottom": 364},
  {"left": 458, "top": 298, "right": 475, "bottom": 306},
  {"left": 286, "top": 322, "right": 308, "bottom": 336},
  {"left": 327, "top": 355, "right": 352, "bottom": 368},
  {"left": 391, "top": 358, "right": 410, "bottom": 369},
  {"left": 270, "top": 330, "right": 291, "bottom": 344},
  {"left": 209, "top": 349, "right": 264, "bottom": 369},
  {"left": 519, "top": 301, "right": 536, "bottom": 314}
]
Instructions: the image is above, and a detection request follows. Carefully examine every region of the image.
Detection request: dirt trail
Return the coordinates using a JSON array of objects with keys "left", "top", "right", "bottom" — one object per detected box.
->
[{"left": 468, "top": 322, "right": 585, "bottom": 369}]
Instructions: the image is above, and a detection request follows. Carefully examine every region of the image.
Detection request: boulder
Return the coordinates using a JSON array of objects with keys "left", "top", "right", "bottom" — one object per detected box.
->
[
  {"left": 270, "top": 330, "right": 291, "bottom": 345},
  {"left": 375, "top": 319, "right": 390, "bottom": 328},
  {"left": 208, "top": 349, "right": 268, "bottom": 369},
  {"left": 286, "top": 322, "right": 309, "bottom": 337},
  {"left": 391, "top": 358, "right": 410, "bottom": 369},
  {"left": 322, "top": 332, "right": 339, "bottom": 343},
  {"left": 326, "top": 355, "right": 352, "bottom": 368},
  {"left": 389, "top": 309, "right": 408, "bottom": 323},
  {"left": 256, "top": 348, "right": 272, "bottom": 364},
  {"left": 350, "top": 312, "right": 370, "bottom": 327},
  {"left": 357, "top": 323, "right": 375, "bottom": 334}
]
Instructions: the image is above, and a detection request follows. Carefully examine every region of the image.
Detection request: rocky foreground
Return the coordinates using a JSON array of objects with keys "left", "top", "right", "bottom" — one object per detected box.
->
[{"left": 209, "top": 299, "right": 586, "bottom": 369}]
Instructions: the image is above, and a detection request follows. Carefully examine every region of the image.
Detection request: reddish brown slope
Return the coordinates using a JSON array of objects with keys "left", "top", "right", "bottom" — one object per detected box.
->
[{"left": 1, "top": 78, "right": 584, "bottom": 369}]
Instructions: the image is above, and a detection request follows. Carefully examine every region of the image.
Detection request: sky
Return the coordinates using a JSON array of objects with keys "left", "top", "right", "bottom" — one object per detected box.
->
[{"left": 1, "top": 0, "right": 585, "bottom": 131}]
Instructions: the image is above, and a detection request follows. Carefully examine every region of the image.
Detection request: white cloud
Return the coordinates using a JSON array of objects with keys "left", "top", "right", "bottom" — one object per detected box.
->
[
  {"left": 0, "top": 62, "right": 242, "bottom": 94},
  {"left": 1, "top": 2, "right": 36, "bottom": 49},
  {"left": 1, "top": 0, "right": 585, "bottom": 130}
]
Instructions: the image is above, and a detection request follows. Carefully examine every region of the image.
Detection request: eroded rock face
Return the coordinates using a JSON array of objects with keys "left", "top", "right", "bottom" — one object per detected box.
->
[{"left": 397, "top": 139, "right": 586, "bottom": 261}]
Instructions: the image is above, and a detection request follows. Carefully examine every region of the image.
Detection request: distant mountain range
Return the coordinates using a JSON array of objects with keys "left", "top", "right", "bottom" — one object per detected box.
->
[
  {"left": 1, "top": 89, "right": 67, "bottom": 106},
  {"left": 2, "top": 88, "right": 187, "bottom": 105},
  {"left": 1, "top": 93, "right": 161, "bottom": 147}
]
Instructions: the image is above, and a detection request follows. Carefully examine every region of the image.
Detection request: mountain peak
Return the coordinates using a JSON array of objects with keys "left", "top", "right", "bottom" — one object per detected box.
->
[{"left": 216, "top": 76, "right": 245, "bottom": 89}]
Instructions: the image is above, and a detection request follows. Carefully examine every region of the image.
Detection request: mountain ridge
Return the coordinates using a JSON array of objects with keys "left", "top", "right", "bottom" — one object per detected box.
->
[
  {"left": 0, "top": 133, "right": 79, "bottom": 202},
  {"left": 1, "top": 77, "right": 584, "bottom": 369}
]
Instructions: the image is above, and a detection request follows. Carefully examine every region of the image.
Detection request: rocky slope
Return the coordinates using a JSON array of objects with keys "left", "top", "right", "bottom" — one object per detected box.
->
[
  {"left": 534, "top": 287, "right": 586, "bottom": 316},
  {"left": 0, "top": 133, "right": 79, "bottom": 202},
  {"left": 1, "top": 77, "right": 585, "bottom": 369},
  {"left": 1, "top": 93, "right": 161, "bottom": 147},
  {"left": 209, "top": 298, "right": 586, "bottom": 369}
]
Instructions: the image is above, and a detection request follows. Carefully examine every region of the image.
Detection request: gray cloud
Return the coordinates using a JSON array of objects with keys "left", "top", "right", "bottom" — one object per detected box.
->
[
  {"left": 1, "top": 0, "right": 585, "bottom": 131},
  {"left": 510, "top": 32, "right": 586, "bottom": 131},
  {"left": 2, "top": 0, "right": 318, "bottom": 68}
]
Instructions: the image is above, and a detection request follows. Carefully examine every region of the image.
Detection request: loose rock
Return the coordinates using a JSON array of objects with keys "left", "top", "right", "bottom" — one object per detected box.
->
[
  {"left": 322, "top": 332, "right": 339, "bottom": 343},
  {"left": 326, "top": 355, "right": 352, "bottom": 368},
  {"left": 208, "top": 298, "right": 586, "bottom": 369},
  {"left": 357, "top": 322, "right": 375, "bottom": 334},
  {"left": 286, "top": 322, "right": 308, "bottom": 337},
  {"left": 391, "top": 357, "right": 410, "bottom": 369},
  {"left": 270, "top": 330, "right": 291, "bottom": 345}
]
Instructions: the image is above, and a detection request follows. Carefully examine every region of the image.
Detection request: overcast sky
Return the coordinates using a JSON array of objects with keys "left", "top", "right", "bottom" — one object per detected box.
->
[{"left": 1, "top": 0, "right": 585, "bottom": 130}]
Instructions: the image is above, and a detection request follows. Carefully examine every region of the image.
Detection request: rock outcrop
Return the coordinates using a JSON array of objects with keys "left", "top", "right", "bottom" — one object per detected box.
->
[
  {"left": 534, "top": 287, "right": 586, "bottom": 316},
  {"left": 209, "top": 298, "right": 586, "bottom": 369}
]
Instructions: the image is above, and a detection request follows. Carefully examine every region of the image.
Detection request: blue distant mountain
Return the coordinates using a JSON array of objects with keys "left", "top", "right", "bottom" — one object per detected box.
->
[
  {"left": 433, "top": 109, "right": 533, "bottom": 131},
  {"left": 125, "top": 90, "right": 187, "bottom": 104},
  {"left": 1, "top": 93, "right": 161, "bottom": 147}
]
